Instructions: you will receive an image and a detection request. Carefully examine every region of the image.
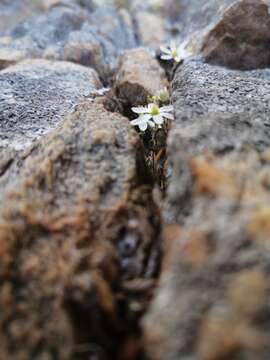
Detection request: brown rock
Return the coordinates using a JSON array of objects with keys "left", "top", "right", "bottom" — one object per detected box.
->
[
  {"left": 114, "top": 48, "right": 168, "bottom": 107},
  {"left": 202, "top": 0, "right": 270, "bottom": 70},
  {"left": 169, "top": 0, "right": 270, "bottom": 70},
  {"left": 0, "top": 100, "right": 160, "bottom": 359},
  {"left": 144, "top": 149, "right": 270, "bottom": 360}
]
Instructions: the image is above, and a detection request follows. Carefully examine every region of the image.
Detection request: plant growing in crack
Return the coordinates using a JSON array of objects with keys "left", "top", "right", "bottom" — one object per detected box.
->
[
  {"left": 160, "top": 40, "right": 192, "bottom": 64},
  {"left": 130, "top": 88, "right": 174, "bottom": 191},
  {"left": 130, "top": 87, "right": 173, "bottom": 132},
  {"left": 130, "top": 103, "right": 174, "bottom": 132}
]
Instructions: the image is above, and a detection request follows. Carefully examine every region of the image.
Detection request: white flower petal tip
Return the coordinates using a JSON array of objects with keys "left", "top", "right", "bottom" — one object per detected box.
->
[
  {"left": 153, "top": 114, "right": 164, "bottom": 125},
  {"left": 138, "top": 122, "right": 148, "bottom": 131},
  {"left": 131, "top": 106, "right": 148, "bottom": 114},
  {"left": 160, "top": 105, "right": 174, "bottom": 112},
  {"left": 160, "top": 40, "right": 192, "bottom": 63}
]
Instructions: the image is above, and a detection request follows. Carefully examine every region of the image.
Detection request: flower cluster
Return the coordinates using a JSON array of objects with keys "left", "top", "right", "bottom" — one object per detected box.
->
[
  {"left": 160, "top": 41, "right": 191, "bottom": 63},
  {"left": 131, "top": 102, "right": 174, "bottom": 132}
]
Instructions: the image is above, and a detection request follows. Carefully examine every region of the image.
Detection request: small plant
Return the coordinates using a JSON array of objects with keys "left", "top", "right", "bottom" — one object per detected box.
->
[
  {"left": 150, "top": 87, "right": 170, "bottom": 105},
  {"left": 160, "top": 40, "right": 191, "bottom": 63},
  {"left": 131, "top": 103, "right": 174, "bottom": 132}
]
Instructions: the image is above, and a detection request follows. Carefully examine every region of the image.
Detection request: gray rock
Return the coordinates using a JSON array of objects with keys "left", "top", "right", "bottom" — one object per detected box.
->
[
  {"left": 166, "top": 59, "right": 270, "bottom": 222},
  {"left": 0, "top": 0, "right": 43, "bottom": 33},
  {"left": 0, "top": 4, "right": 137, "bottom": 80},
  {"left": 166, "top": 0, "right": 234, "bottom": 41},
  {"left": 0, "top": 99, "right": 160, "bottom": 359},
  {"left": 0, "top": 59, "right": 101, "bottom": 150},
  {"left": 143, "top": 53, "right": 270, "bottom": 359},
  {"left": 134, "top": 11, "right": 166, "bottom": 50}
]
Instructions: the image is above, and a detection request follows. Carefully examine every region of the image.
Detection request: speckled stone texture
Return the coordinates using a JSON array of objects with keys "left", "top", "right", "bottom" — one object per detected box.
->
[
  {"left": 143, "top": 57, "right": 270, "bottom": 359},
  {"left": 114, "top": 48, "right": 168, "bottom": 107},
  {"left": 201, "top": 0, "right": 270, "bottom": 70},
  {"left": 0, "top": 100, "right": 160, "bottom": 359},
  {"left": 166, "top": 59, "right": 270, "bottom": 222},
  {"left": 166, "top": 0, "right": 270, "bottom": 70},
  {"left": 0, "top": 3, "right": 136, "bottom": 81},
  {"left": 144, "top": 148, "right": 270, "bottom": 360},
  {"left": 0, "top": 59, "right": 101, "bottom": 150},
  {"left": 0, "top": 0, "right": 43, "bottom": 32}
]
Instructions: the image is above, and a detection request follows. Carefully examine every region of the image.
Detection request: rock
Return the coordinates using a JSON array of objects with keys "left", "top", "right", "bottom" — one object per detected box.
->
[
  {"left": 168, "top": 0, "right": 270, "bottom": 70},
  {"left": 0, "top": 4, "right": 137, "bottom": 80},
  {"left": 114, "top": 48, "right": 168, "bottom": 108},
  {"left": 135, "top": 11, "right": 166, "bottom": 50},
  {"left": 168, "top": 59, "right": 270, "bottom": 220},
  {"left": 166, "top": 0, "right": 234, "bottom": 41},
  {"left": 144, "top": 148, "right": 270, "bottom": 360},
  {"left": 0, "top": 99, "right": 160, "bottom": 359},
  {"left": 0, "top": 0, "right": 43, "bottom": 33},
  {"left": 143, "top": 58, "right": 270, "bottom": 359},
  {"left": 202, "top": 0, "right": 270, "bottom": 70},
  {"left": 41, "top": 0, "right": 94, "bottom": 11},
  {"left": 0, "top": 59, "right": 101, "bottom": 150}
]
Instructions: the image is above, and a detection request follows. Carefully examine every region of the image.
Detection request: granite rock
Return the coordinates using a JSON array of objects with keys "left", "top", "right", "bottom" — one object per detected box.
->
[
  {"left": 166, "top": 59, "right": 270, "bottom": 222},
  {"left": 0, "top": 59, "right": 101, "bottom": 150},
  {"left": 143, "top": 57, "right": 270, "bottom": 359},
  {"left": 0, "top": 0, "right": 43, "bottom": 33},
  {"left": 0, "top": 100, "right": 160, "bottom": 359},
  {"left": 144, "top": 148, "right": 270, "bottom": 360},
  {"left": 167, "top": 0, "right": 270, "bottom": 70},
  {"left": 0, "top": 4, "right": 137, "bottom": 81}
]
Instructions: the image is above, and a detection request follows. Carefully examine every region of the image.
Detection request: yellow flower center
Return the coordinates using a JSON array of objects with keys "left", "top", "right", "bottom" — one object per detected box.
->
[
  {"left": 151, "top": 104, "right": 160, "bottom": 116},
  {"left": 172, "top": 48, "right": 178, "bottom": 57}
]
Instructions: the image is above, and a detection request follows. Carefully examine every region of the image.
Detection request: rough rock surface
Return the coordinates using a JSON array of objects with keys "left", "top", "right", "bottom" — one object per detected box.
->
[
  {"left": 0, "top": 100, "right": 160, "bottom": 359},
  {"left": 169, "top": 0, "right": 270, "bottom": 70},
  {"left": 114, "top": 48, "right": 168, "bottom": 108},
  {"left": 0, "top": 3, "right": 136, "bottom": 81},
  {"left": 135, "top": 11, "right": 166, "bottom": 50},
  {"left": 143, "top": 58, "right": 270, "bottom": 359},
  {"left": 0, "top": 59, "right": 101, "bottom": 150},
  {"left": 167, "top": 0, "right": 234, "bottom": 41},
  {"left": 202, "top": 0, "right": 270, "bottom": 70},
  {"left": 0, "top": 0, "right": 42, "bottom": 32},
  {"left": 168, "top": 59, "right": 270, "bottom": 217},
  {"left": 144, "top": 148, "right": 270, "bottom": 360}
]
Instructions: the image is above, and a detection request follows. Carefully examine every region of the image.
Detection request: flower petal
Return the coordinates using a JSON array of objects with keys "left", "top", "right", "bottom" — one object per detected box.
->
[
  {"left": 160, "top": 45, "right": 171, "bottom": 54},
  {"left": 162, "top": 112, "right": 174, "bottom": 120},
  {"left": 131, "top": 114, "right": 151, "bottom": 126},
  {"left": 148, "top": 120, "right": 155, "bottom": 128},
  {"left": 139, "top": 122, "right": 148, "bottom": 131},
  {"left": 141, "top": 114, "right": 152, "bottom": 122},
  {"left": 147, "top": 103, "right": 155, "bottom": 111},
  {"left": 131, "top": 106, "right": 148, "bottom": 114},
  {"left": 160, "top": 105, "right": 174, "bottom": 112},
  {"left": 160, "top": 54, "right": 173, "bottom": 60},
  {"left": 130, "top": 118, "right": 143, "bottom": 126},
  {"left": 174, "top": 56, "right": 182, "bottom": 63},
  {"left": 153, "top": 114, "right": 164, "bottom": 125}
]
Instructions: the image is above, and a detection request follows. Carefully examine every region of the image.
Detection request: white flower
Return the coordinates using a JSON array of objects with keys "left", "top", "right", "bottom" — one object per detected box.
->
[
  {"left": 131, "top": 103, "right": 174, "bottom": 131},
  {"left": 160, "top": 41, "right": 191, "bottom": 63}
]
